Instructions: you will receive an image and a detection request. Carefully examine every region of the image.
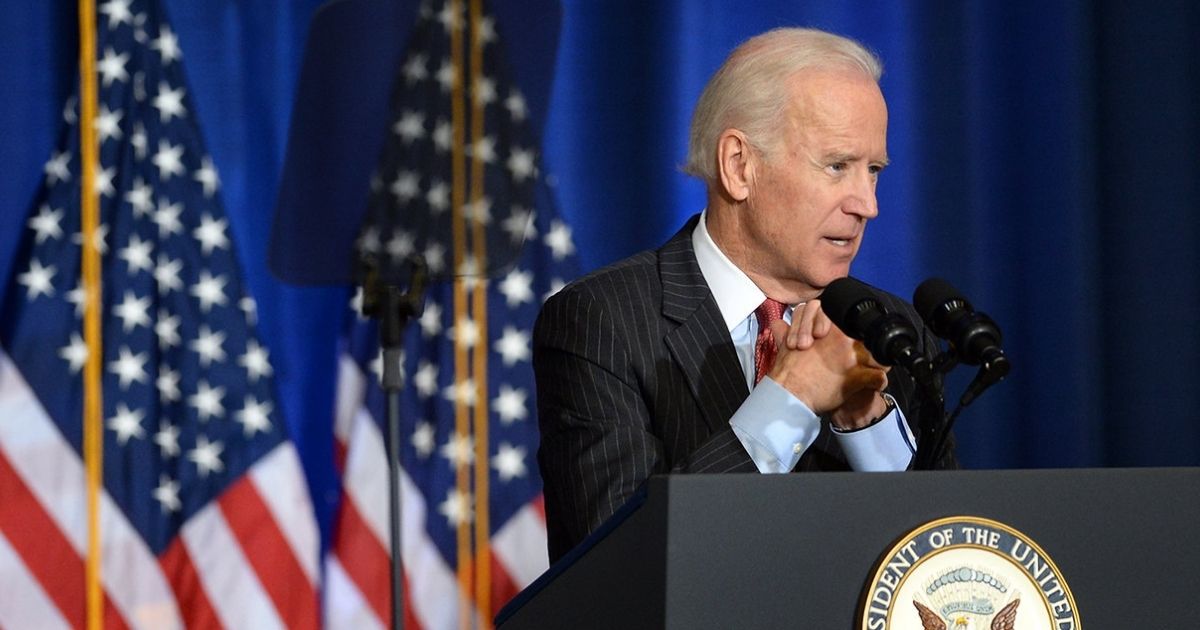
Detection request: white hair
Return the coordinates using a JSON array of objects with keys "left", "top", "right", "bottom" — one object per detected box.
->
[{"left": 682, "top": 28, "right": 883, "bottom": 182}]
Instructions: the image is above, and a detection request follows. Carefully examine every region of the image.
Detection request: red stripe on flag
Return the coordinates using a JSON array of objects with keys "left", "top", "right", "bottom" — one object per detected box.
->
[
  {"left": 490, "top": 551, "right": 521, "bottom": 618},
  {"left": 331, "top": 495, "right": 422, "bottom": 629},
  {"left": 0, "top": 449, "right": 130, "bottom": 630},
  {"left": 531, "top": 494, "right": 545, "bottom": 522},
  {"left": 218, "top": 476, "right": 319, "bottom": 630},
  {"left": 0, "top": 448, "right": 84, "bottom": 629},
  {"left": 331, "top": 495, "right": 389, "bottom": 624},
  {"left": 159, "top": 536, "right": 222, "bottom": 629},
  {"left": 333, "top": 437, "right": 348, "bottom": 475}
]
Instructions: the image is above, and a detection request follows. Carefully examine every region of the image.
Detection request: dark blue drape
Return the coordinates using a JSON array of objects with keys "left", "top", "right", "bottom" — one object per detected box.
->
[{"left": 3, "top": 1, "right": 1198, "bottom": 549}]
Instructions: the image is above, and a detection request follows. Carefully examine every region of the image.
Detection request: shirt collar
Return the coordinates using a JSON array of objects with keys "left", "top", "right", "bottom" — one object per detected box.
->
[{"left": 692, "top": 209, "right": 773, "bottom": 332}]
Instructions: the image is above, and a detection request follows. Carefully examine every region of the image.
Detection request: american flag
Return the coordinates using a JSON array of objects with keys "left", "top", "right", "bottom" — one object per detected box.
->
[
  {"left": 0, "top": 1, "right": 319, "bottom": 628},
  {"left": 326, "top": 0, "right": 577, "bottom": 628}
]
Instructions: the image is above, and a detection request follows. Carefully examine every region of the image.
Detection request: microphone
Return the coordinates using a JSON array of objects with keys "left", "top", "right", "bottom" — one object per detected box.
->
[
  {"left": 913, "top": 278, "right": 1010, "bottom": 405},
  {"left": 821, "top": 277, "right": 933, "bottom": 386}
]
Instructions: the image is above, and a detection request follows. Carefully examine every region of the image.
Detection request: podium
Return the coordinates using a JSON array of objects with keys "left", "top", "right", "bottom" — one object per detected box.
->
[{"left": 497, "top": 468, "right": 1199, "bottom": 629}]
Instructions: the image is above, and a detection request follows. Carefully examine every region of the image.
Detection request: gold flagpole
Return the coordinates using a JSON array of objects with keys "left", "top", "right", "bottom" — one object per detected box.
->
[
  {"left": 468, "top": 0, "right": 492, "bottom": 625},
  {"left": 77, "top": 0, "right": 105, "bottom": 628}
]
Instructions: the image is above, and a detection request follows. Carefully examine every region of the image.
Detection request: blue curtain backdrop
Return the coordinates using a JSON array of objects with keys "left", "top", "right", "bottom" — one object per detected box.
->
[{"left": 3, "top": 1, "right": 1199, "bottom": 550}]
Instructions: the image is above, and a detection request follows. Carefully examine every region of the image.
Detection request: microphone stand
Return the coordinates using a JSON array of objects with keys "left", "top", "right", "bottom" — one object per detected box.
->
[{"left": 360, "top": 255, "right": 427, "bottom": 630}]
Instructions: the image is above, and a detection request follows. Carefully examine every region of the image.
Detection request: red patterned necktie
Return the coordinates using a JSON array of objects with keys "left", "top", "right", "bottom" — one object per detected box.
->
[{"left": 753, "top": 298, "right": 787, "bottom": 384}]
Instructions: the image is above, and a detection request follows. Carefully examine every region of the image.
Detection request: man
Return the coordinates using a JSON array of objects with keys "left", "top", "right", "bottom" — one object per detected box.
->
[{"left": 534, "top": 28, "right": 956, "bottom": 563}]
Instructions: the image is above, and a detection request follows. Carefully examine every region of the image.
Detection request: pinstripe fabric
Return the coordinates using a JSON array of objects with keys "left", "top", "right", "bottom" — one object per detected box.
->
[{"left": 533, "top": 214, "right": 956, "bottom": 562}]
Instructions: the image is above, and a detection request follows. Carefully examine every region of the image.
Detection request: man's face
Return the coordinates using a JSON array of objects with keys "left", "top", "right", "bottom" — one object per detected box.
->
[{"left": 740, "top": 68, "right": 889, "bottom": 299}]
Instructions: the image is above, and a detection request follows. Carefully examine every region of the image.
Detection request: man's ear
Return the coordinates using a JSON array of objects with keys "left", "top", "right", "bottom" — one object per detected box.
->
[{"left": 716, "top": 129, "right": 754, "bottom": 202}]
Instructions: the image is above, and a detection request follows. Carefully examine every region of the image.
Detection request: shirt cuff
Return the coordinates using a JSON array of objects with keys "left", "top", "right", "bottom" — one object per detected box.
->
[
  {"left": 830, "top": 394, "right": 916, "bottom": 471},
  {"left": 728, "top": 377, "right": 822, "bottom": 474}
]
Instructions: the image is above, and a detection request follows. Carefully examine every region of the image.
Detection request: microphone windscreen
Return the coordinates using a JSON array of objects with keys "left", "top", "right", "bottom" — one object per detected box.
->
[
  {"left": 820, "top": 276, "right": 876, "bottom": 334},
  {"left": 913, "top": 277, "right": 966, "bottom": 326}
]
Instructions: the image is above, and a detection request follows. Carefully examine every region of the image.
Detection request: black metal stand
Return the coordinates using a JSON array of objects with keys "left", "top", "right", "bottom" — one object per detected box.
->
[{"left": 360, "top": 257, "right": 427, "bottom": 630}]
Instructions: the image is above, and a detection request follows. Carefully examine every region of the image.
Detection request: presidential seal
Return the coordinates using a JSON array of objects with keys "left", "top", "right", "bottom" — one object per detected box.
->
[{"left": 860, "top": 516, "right": 1080, "bottom": 630}]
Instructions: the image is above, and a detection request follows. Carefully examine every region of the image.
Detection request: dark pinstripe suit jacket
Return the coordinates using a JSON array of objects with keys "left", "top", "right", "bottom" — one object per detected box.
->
[{"left": 534, "top": 215, "right": 955, "bottom": 562}]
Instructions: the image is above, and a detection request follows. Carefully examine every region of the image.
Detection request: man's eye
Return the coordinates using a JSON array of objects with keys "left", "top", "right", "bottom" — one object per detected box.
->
[{"left": 827, "top": 162, "right": 847, "bottom": 174}]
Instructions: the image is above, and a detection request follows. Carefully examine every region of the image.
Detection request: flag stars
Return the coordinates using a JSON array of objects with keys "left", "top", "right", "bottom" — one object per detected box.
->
[
  {"left": 505, "top": 90, "right": 527, "bottom": 121},
  {"left": 492, "top": 443, "right": 528, "bottom": 482},
  {"left": 113, "top": 290, "right": 152, "bottom": 332},
  {"left": 94, "top": 104, "right": 124, "bottom": 144},
  {"left": 494, "top": 326, "right": 531, "bottom": 366},
  {"left": 393, "top": 110, "right": 426, "bottom": 143},
  {"left": 442, "top": 378, "right": 477, "bottom": 407},
  {"left": 67, "top": 281, "right": 88, "bottom": 317},
  {"left": 436, "top": 60, "right": 457, "bottom": 92},
  {"left": 154, "top": 475, "right": 181, "bottom": 513},
  {"left": 437, "top": 4, "right": 462, "bottom": 32},
  {"left": 463, "top": 197, "right": 492, "bottom": 226},
  {"left": 469, "top": 136, "right": 497, "bottom": 164},
  {"left": 449, "top": 316, "right": 481, "bottom": 349},
  {"left": 28, "top": 206, "right": 64, "bottom": 243},
  {"left": 439, "top": 432, "right": 474, "bottom": 466},
  {"left": 125, "top": 178, "right": 153, "bottom": 217},
  {"left": 99, "top": 0, "right": 133, "bottom": 29},
  {"left": 412, "top": 421, "right": 435, "bottom": 458},
  {"left": 191, "top": 270, "right": 229, "bottom": 312},
  {"left": 386, "top": 229, "right": 416, "bottom": 260},
  {"left": 17, "top": 259, "right": 56, "bottom": 300},
  {"left": 60, "top": 332, "right": 88, "bottom": 373},
  {"left": 493, "top": 384, "right": 528, "bottom": 424},
  {"left": 545, "top": 219, "right": 576, "bottom": 260},
  {"left": 190, "top": 325, "right": 227, "bottom": 367},
  {"left": 390, "top": 170, "right": 420, "bottom": 204},
  {"left": 154, "top": 254, "right": 183, "bottom": 294},
  {"left": 423, "top": 243, "right": 446, "bottom": 274},
  {"left": 502, "top": 207, "right": 537, "bottom": 242},
  {"left": 402, "top": 54, "right": 428, "bottom": 84},
  {"left": 156, "top": 309, "right": 181, "bottom": 349},
  {"left": 189, "top": 381, "right": 226, "bottom": 422},
  {"left": 433, "top": 120, "right": 451, "bottom": 153},
  {"left": 438, "top": 489, "right": 473, "bottom": 527},
  {"left": 193, "top": 213, "right": 230, "bottom": 255},
  {"left": 473, "top": 76, "right": 496, "bottom": 106},
  {"left": 426, "top": 180, "right": 450, "bottom": 212},
  {"left": 72, "top": 223, "right": 109, "bottom": 255},
  {"left": 95, "top": 165, "right": 117, "bottom": 197},
  {"left": 108, "top": 345, "right": 148, "bottom": 390},
  {"left": 44, "top": 151, "right": 71, "bottom": 184},
  {"left": 419, "top": 301, "right": 442, "bottom": 337},
  {"left": 239, "top": 339, "right": 273, "bottom": 382},
  {"left": 239, "top": 296, "right": 258, "bottom": 325},
  {"left": 153, "top": 139, "right": 185, "bottom": 180},
  {"left": 118, "top": 234, "right": 154, "bottom": 275},
  {"left": 413, "top": 360, "right": 439, "bottom": 398},
  {"left": 236, "top": 396, "right": 273, "bottom": 436},
  {"left": 151, "top": 25, "right": 182, "bottom": 64},
  {"left": 107, "top": 403, "right": 146, "bottom": 445},
  {"left": 153, "top": 82, "right": 187, "bottom": 122},
  {"left": 507, "top": 147, "right": 536, "bottom": 182},
  {"left": 188, "top": 435, "right": 225, "bottom": 477},
  {"left": 358, "top": 226, "right": 381, "bottom": 254},
  {"left": 157, "top": 365, "right": 181, "bottom": 402},
  {"left": 155, "top": 422, "right": 181, "bottom": 457},
  {"left": 131, "top": 122, "right": 147, "bottom": 159},
  {"left": 476, "top": 16, "right": 497, "bottom": 45},
  {"left": 194, "top": 156, "right": 220, "bottom": 197},
  {"left": 498, "top": 269, "right": 534, "bottom": 308},
  {"left": 97, "top": 47, "right": 129, "bottom": 86},
  {"left": 153, "top": 197, "right": 184, "bottom": 237}
]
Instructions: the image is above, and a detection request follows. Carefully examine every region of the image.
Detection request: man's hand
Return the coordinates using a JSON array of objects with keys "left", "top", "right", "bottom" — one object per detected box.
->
[{"left": 765, "top": 299, "right": 891, "bottom": 428}]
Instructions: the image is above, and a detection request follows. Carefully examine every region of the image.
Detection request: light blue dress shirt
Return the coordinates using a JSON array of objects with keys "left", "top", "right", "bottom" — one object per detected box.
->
[{"left": 692, "top": 211, "right": 916, "bottom": 473}]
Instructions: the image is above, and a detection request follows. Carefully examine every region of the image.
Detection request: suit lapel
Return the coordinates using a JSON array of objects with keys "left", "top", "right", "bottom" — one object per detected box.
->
[{"left": 659, "top": 216, "right": 749, "bottom": 434}]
